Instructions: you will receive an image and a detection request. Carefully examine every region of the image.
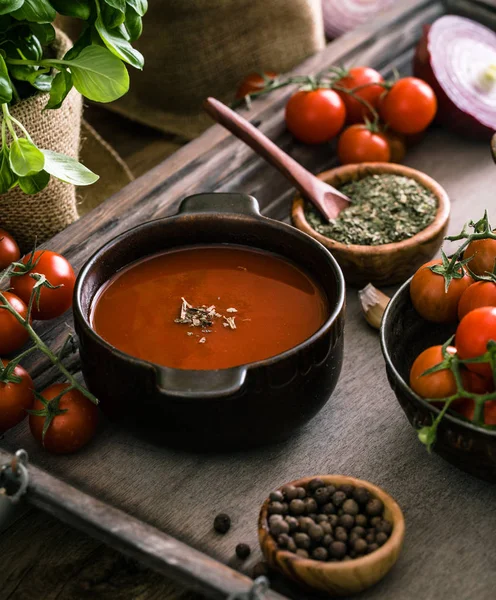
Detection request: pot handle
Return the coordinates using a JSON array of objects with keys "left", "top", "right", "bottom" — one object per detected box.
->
[
  {"left": 179, "top": 193, "right": 261, "bottom": 216},
  {"left": 155, "top": 366, "right": 248, "bottom": 399}
]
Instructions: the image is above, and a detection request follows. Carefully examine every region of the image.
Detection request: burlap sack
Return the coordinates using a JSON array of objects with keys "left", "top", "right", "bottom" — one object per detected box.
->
[
  {"left": 66, "top": 0, "right": 325, "bottom": 140},
  {"left": 0, "top": 29, "right": 82, "bottom": 252}
]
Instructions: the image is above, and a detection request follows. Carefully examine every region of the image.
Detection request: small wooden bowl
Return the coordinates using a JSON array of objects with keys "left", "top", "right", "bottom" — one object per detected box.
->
[
  {"left": 258, "top": 475, "right": 405, "bottom": 597},
  {"left": 291, "top": 162, "right": 450, "bottom": 286}
]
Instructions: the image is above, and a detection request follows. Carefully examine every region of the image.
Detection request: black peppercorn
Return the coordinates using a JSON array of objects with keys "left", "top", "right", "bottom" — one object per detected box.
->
[
  {"left": 351, "top": 526, "right": 366, "bottom": 537},
  {"left": 339, "top": 484, "right": 355, "bottom": 497},
  {"left": 370, "top": 516, "right": 382, "bottom": 527},
  {"left": 342, "top": 499, "right": 360, "bottom": 516},
  {"left": 353, "top": 538, "right": 368, "bottom": 554},
  {"left": 285, "top": 516, "right": 299, "bottom": 532},
  {"left": 321, "top": 522, "right": 332, "bottom": 535},
  {"left": 277, "top": 534, "right": 290, "bottom": 548},
  {"left": 332, "top": 491, "right": 347, "bottom": 507},
  {"left": 329, "top": 514, "right": 339, "bottom": 527},
  {"left": 252, "top": 562, "right": 269, "bottom": 579},
  {"left": 338, "top": 514, "right": 355, "bottom": 529},
  {"left": 270, "top": 490, "right": 284, "bottom": 502},
  {"left": 316, "top": 514, "right": 329, "bottom": 523},
  {"left": 270, "top": 519, "right": 289, "bottom": 537},
  {"left": 282, "top": 485, "right": 298, "bottom": 501},
  {"left": 235, "top": 543, "right": 251, "bottom": 560},
  {"left": 308, "top": 478, "right": 325, "bottom": 492},
  {"left": 326, "top": 485, "right": 336, "bottom": 496},
  {"left": 355, "top": 514, "right": 368, "bottom": 527},
  {"left": 280, "top": 502, "right": 289, "bottom": 515},
  {"left": 329, "top": 541, "right": 347, "bottom": 559},
  {"left": 268, "top": 514, "right": 283, "bottom": 524},
  {"left": 342, "top": 555, "right": 352, "bottom": 561},
  {"left": 294, "top": 532, "right": 311, "bottom": 549},
  {"left": 322, "top": 502, "right": 336, "bottom": 515},
  {"left": 366, "top": 499, "right": 384, "bottom": 517},
  {"left": 296, "top": 487, "right": 307, "bottom": 499},
  {"left": 308, "top": 524, "right": 324, "bottom": 542},
  {"left": 303, "top": 497, "right": 318, "bottom": 514},
  {"left": 312, "top": 547, "right": 328, "bottom": 561},
  {"left": 298, "top": 516, "right": 314, "bottom": 532},
  {"left": 365, "top": 533, "right": 375, "bottom": 544},
  {"left": 268, "top": 501, "right": 285, "bottom": 515},
  {"left": 314, "top": 487, "right": 331, "bottom": 505},
  {"left": 289, "top": 499, "right": 306, "bottom": 515},
  {"left": 352, "top": 487, "right": 370, "bottom": 505},
  {"left": 295, "top": 549, "right": 309, "bottom": 558},
  {"left": 322, "top": 534, "right": 333, "bottom": 547},
  {"left": 376, "top": 532, "right": 388, "bottom": 546},
  {"left": 348, "top": 532, "right": 360, "bottom": 544},
  {"left": 334, "top": 526, "right": 348, "bottom": 543},
  {"left": 213, "top": 513, "right": 231, "bottom": 534},
  {"left": 287, "top": 537, "right": 297, "bottom": 553},
  {"left": 367, "top": 543, "right": 379, "bottom": 554},
  {"left": 308, "top": 513, "right": 318, "bottom": 521},
  {"left": 376, "top": 519, "right": 393, "bottom": 535}
]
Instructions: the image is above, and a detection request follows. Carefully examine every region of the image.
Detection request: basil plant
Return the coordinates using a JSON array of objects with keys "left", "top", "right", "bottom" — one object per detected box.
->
[{"left": 0, "top": 0, "right": 147, "bottom": 194}]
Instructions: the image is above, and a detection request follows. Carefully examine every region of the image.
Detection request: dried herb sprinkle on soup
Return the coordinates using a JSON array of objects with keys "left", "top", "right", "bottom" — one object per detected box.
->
[{"left": 305, "top": 174, "right": 437, "bottom": 246}]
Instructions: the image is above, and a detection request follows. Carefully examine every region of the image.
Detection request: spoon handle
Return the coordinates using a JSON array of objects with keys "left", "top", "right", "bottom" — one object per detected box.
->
[{"left": 203, "top": 97, "right": 347, "bottom": 221}]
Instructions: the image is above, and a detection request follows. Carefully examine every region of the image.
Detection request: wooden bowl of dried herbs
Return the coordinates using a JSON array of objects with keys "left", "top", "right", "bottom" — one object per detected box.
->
[{"left": 291, "top": 162, "right": 450, "bottom": 286}]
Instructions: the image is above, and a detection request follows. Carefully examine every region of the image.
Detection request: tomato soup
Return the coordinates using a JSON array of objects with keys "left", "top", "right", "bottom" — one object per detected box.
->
[{"left": 90, "top": 245, "right": 328, "bottom": 370}]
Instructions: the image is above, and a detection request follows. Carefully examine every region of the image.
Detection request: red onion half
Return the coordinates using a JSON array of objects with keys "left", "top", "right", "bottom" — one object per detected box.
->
[
  {"left": 414, "top": 16, "right": 496, "bottom": 139},
  {"left": 322, "top": 0, "right": 396, "bottom": 39}
]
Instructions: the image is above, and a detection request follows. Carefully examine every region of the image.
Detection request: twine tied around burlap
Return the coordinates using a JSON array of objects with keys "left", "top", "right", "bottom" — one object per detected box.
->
[{"left": 0, "top": 29, "right": 82, "bottom": 252}]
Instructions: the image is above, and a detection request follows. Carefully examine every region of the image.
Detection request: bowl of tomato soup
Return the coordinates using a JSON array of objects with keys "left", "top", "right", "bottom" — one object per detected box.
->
[{"left": 74, "top": 193, "right": 345, "bottom": 449}]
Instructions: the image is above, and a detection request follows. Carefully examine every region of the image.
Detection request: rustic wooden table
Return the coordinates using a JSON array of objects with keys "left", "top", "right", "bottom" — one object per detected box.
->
[{"left": 2, "top": 1, "right": 496, "bottom": 598}]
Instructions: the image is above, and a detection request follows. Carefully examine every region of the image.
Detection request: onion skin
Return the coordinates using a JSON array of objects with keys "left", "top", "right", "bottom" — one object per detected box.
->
[{"left": 413, "top": 25, "right": 492, "bottom": 139}]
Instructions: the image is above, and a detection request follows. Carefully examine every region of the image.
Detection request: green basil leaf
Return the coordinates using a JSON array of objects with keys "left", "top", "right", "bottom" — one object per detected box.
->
[
  {"left": 0, "top": 1, "right": 24, "bottom": 16},
  {"left": 9, "top": 138, "right": 44, "bottom": 176},
  {"left": 0, "top": 150, "right": 18, "bottom": 193},
  {"left": 30, "top": 72, "right": 52, "bottom": 91},
  {"left": 29, "top": 22, "right": 55, "bottom": 44},
  {"left": 95, "top": 15, "right": 143, "bottom": 69},
  {"left": 102, "top": 4, "right": 125, "bottom": 29},
  {"left": 49, "top": 0, "right": 91, "bottom": 20},
  {"left": 64, "top": 25, "right": 91, "bottom": 61},
  {"left": 41, "top": 149, "right": 99, "bottom": 185},
  {"left": 0, "top": 54, "right": 12, "bottom": 103},
  {"left": 12, "top": 0, "right": 56, "bottom": 23},
  {"left": 9, "top": 63, "right": 37, "bottom": 82},
  {"left": 19, "top": 169, "right": 49, "bottom": 194},
  {"left": 106, "top": 0, "right": 126, "bottom": 11},
  {"left": 63, "top": 45, "right": 129, "bottom": 102},
  {"left": 45, "top": 69, "right": 72, "bottom": 109},
  {"left": 126, "top": 0, "right": 147, "bottom": 17},
  {"left": 125, "top": 5, "right": 142, "bottom": 41}
]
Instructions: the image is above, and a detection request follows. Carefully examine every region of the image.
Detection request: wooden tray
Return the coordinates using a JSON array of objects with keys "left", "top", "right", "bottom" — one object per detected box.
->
[{"left": 2, "top": 1, "right": 496, "bottom": 598}]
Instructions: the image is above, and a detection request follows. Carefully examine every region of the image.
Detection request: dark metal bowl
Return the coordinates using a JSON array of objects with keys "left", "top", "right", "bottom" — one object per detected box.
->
[
  {"left": 380, "top": 278, "right": 496, "bottom": 482},
  {"left": 74, "top": 193, "right": 346, "bottom": 450}
]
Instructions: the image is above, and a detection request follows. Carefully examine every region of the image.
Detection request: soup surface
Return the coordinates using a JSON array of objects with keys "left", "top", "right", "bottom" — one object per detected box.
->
[{"left": 91, "top": 245, "right": 328, "bottom": 370}]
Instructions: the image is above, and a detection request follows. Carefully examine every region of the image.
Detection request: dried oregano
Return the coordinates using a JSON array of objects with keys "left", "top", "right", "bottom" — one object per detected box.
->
[{"left": 305, "top": 174, "right": 437, "bottom": 246}]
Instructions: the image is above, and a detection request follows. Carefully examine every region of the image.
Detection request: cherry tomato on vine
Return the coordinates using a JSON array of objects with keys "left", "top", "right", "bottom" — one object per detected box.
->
[
  {"left": 463, "top": 238, "right": 496, "bottom": 277},
  {"left": 0, "top": 359, "right": 34, "bottom": 433},
  {"left": 455, "top": 399, "right": 496, "bottom": 426},
  {"left": 335, "top": 67, "right": 384, "bottom": 124},
  {"left": 379, "top": 77, "right": 437, "bottom": 134},
  {"left": 235, "top": 71, "right": 278, "bottom": 99},
  {"left": 0, "top": 292, "right": 30, "bottom": 355},
  {"left": 409, "top": 345, "right": 457, "bottom": 399},
  {"left": 456, "top": 306, "right": 496, "bottom": 378},
  {"left": 0, "top": 228, "right": 20, "bottom": 270},
  {"left": 29, "top": 383, "right": 99, "bottom": 454},
  {"left": 410, "top": 259, "right": 473, "bottom": 323},
  {"left": 285, "top": 89, "right": 346, "bottom": 144},
  {"left": 337, "top": 124, "right": 390, "bottom": 164},
  {"left": 458, "top": 281, "right": 496, "bottom": 320},
  {"left": 11, "top": 250, "right": 76, "bottom": 321}
]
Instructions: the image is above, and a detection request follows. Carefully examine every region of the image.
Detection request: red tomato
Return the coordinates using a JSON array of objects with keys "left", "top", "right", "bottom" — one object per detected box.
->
[
  {"left": 463, "top": 238, "right": 496, "bottom": 277},
  {"left": 0, "top": 359, "right": 34, "bottom": 433},
  {"left": 235, "top": 71, "right": 278, "bottom": 99},
  {"left": 456, "top": 306, "right": 496, "bottom": 378},
  {"left": 458, "top": 281, "right": 496, "bottom": 320},
  {"left": 410, "top": 345, "right": 457, "bottom": 399},
  {"left": 410, "top": 259, "right": 473, "bottom": 323},
  {"left": 29, "top": 383, "right": 98, "bottom": 454},
  {"left": 455, "top": 399, "right": 496, "bottom": 426},
  {"left": 379, "top": 77, "right": 437, "bottom": 134},
  {"left": 335, "top": 67, "right": 384, "bottom": 124},
  {"left": 285, "top": 89, "right": 346, "bottom": 144},
  {"left": 0, "top": 291, "right": 30, "bottom": 355},
  {"left": 0, "top": 228, "right": 20, "bottom": 270},
  {"left": 11, "top": 250, "right": 76, "bottom": 320},
  {"left": 337, "top": 124, "right": 390, "bottom": 164}
]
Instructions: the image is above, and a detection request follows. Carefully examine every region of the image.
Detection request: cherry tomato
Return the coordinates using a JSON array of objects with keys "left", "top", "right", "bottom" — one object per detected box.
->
[
  {"left": 463, "top": 238, "right": 496, "bottom": 277},
  {"left": 410, "top": 259, "right": 473, "bottom": 323},
  {"left": 235, "top": 71, "right": 278, "bottom": 99},
  {"left": 410, "top": 345, "right": 457, "bottom": 399},
  {"left": 385, "top": 131, "right": 406, "bottom": 163},
  {"left": 335, "top": 66, "right": 384, "bottom": 124},
  {"left": 285, "top": 89, "right": 346, "bottom": 144},
  {"left": 456, "top": 306, "right": 496, "bottom": 378},
  {"left": 455, "top": 399, "right": 496, "bottom": 426},
  {"left": 379, "top": 77, "right": 437, "bottom": 134},
  {"left": 458, "top": 281, "right": 496, "bottom": 320},
  {"left": 29, "top": 383, "right": 98, "bottom": 454},
  {"left": 0, "top": 292, "right": 30, "bottom": 355},
  {"left": 11, "top": 250, "right": 76, "bottom": 320},
  {"left": 337, "top": 124, "right": 390, "bottom": 164},
  {"left": 0, "top": 228, "right": 20, "bottom": 270},
  {"left": 0, "top": 359, "right": 34, "bottom": 433}
]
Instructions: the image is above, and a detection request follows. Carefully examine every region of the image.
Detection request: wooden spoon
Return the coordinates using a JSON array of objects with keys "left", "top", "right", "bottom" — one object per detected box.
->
[{"left": 203, "top": 97, "right": 350, "bottom": 221}]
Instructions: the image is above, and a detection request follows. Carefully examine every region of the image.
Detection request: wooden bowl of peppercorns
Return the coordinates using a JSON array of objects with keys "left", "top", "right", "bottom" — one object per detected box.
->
[{"left": 258, "top": 475, "right": 405, "bottom": 596}]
